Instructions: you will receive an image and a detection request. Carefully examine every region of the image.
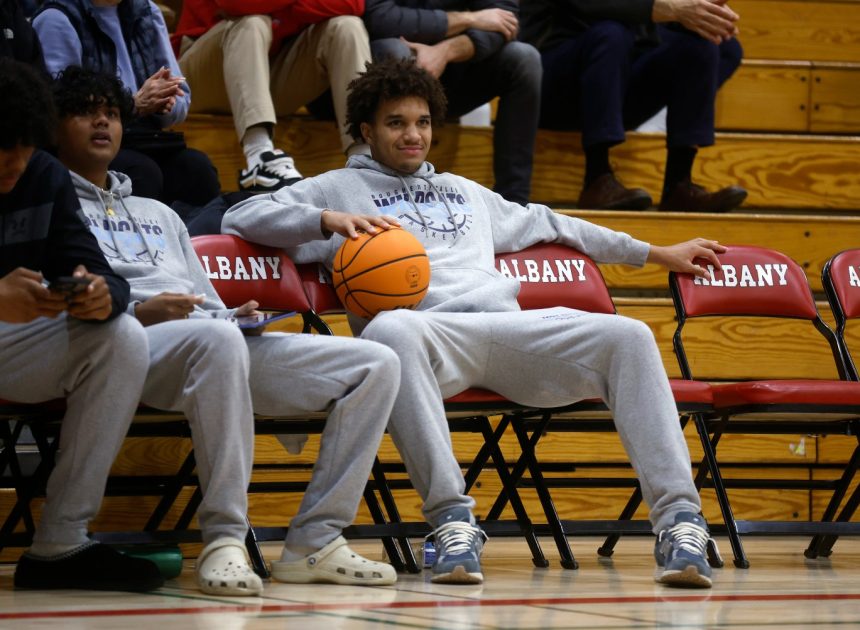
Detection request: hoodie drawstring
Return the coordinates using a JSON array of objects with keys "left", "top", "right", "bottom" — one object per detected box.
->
[{"left": 397, "top": 173, "right": 461, "bottom": 245}]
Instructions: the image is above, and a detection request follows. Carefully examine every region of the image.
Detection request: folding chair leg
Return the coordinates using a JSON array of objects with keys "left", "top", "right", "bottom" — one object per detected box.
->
[
  {"left": 0, "top": 420, "right": 37, "bottom": 543},
  {"left": 805, "top": 442, "right": 860, "bottom": 559},
  {"left": 694, "top": 414, "right": 749, "bottom": 569},
  {"left": 485, "top": 414, "right": 546, "bottom": 521},
  {"left": 362, "top": 485, "right": 407, "bottom": 573},
  {"left": 145, "top": 450, "right": 198, "bottom": 531},
  {"left": 463, "top": 415, "right": 510, "bottom": 494},
  {"left": 510, "top": 415, "right": 577, "bottom": 569},
  {"left": 1, "top": 422, "right": 60, "bottom": 549},
  {"left": 597, "top": 487, "right": 643, "bottom": 558},
  {"left": 369, "top": 458, "right": 420, "bottom": 573},
  {"left": 245, "top": 517, "right": 270, "bottom": 579},
  {"left": 175, "top": 487, "right": 203, "bottom": 530},
  {"left": 808, "top": 464, "right": 860, "bottom": 558},
  {"left": 477, "top": 415, "right": 550, "bottom": 569}
]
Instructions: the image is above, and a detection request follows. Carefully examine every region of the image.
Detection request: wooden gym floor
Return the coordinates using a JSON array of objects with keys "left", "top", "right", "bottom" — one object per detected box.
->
[{"left": 2, "top": 536, "right": 860, "bottom": 628}]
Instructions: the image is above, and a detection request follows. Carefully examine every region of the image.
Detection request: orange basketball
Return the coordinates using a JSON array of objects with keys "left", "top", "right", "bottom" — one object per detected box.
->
[{"left": 332, "top": 227, "right": 431, "bottom": 318}]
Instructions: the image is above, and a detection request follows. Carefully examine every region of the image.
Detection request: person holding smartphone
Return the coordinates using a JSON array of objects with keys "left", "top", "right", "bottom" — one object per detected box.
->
[
  {"left": 54, "top": 65, "right": 404, "bottom": 589},
  {"left": 0, "top": 58, "right": 162, "bottom": 592}
]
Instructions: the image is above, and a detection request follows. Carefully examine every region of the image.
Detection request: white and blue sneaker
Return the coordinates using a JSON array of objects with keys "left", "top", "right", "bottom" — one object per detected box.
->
[
  {"left": 429, "top": 520, "right": 487, "bottom": 584},
  {"left": 238, "top": 149, "right": 303, "bottom": 192},
  {"left": 654, "top": 512, "right": 714, "bottom": 588}
]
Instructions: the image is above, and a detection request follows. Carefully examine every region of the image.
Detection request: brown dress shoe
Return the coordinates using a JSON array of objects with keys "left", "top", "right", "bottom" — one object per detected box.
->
[
  {"left": 659, "top": 181, "right": 748, "bottom": 213},
  {"left": 577, "top": 173, "right": 652, "bottom": 210}
]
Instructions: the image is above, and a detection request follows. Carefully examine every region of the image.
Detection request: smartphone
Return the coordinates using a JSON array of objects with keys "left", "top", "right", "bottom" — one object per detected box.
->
[
  {"left": 48, "top": 276, "right": 90, "bottom": 296},
  {"left": 232, "top": 311, "right": 296, "bottom": 330}
]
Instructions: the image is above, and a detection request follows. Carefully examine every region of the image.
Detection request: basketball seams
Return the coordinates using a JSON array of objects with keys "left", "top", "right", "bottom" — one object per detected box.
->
[
  {"left": 332, "top": 232, "right": 378, "bottom": 274},
  {"left": 332, "top": 228, "right": 431, "bottom": 317},
  {"left": 333, "top": 253, "right": 429, "bottom": 291}
]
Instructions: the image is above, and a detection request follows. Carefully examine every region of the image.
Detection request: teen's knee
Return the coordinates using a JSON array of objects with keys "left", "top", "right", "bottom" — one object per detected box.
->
[{"left": 361, "top": 309, "right": 427, "bottom": 350}]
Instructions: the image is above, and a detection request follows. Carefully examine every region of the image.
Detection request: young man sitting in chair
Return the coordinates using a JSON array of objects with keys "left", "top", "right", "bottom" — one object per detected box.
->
[
  {"left": 222, "top": 57, "right": 727, "bottom": 588},
  {"left": 53, "top": 66, "right": 403, "bottom": 591}
]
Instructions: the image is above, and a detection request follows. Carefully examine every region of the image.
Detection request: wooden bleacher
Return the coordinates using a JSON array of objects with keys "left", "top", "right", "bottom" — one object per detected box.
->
[{"left": 4, "top": 0, "right": 860, "bottom": 561}]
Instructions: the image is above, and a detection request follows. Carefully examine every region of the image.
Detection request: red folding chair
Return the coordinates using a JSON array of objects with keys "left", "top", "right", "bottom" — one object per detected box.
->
[
  {"left": 671, "top": 244, "right": 860, "bottom": 564},
  {"left": 491, "top": 244, "right": 728, "bottom": 568},
  {"left": 295, "top": 261, "right": 552, "bottom": 568},
  {"left": 805, "top": 248, "right": 860, "bottom": 557},
  {"left": 192, "top": 237, "right": 425, "bottom": 573}
]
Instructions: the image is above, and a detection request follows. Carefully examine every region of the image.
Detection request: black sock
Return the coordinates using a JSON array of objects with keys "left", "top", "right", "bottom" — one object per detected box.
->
[
  {"left": 664, "top": 146, "right": 697, "bottom": 197},
  {"left": 584, "top": 143, "right": 612, "bottom": 187}
]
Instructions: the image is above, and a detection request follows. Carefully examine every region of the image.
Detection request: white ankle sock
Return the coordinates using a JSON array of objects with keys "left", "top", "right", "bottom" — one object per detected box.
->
[
  {"left": 28, "top": 541, "right": 90, "bottom": 558},
  {"left": 242, "top": 126, "right": 274, "bottom": 170}
]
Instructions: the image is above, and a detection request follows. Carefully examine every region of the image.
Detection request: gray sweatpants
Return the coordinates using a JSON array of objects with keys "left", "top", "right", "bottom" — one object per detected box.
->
[
  {"left": 244, "top": 332, "right": 400, "bottom": 556},
  {"left": 0, "top": 314, "right": 149, "bottom": 546},
  {"left": 143, "top": 324, "right": 399, "bottom": 552},
  {"left": 142, "top": 319, "right": 253, "bottom": 544},
  {"left": 361, "top": 307, "right": 701, "bottom": 534}
]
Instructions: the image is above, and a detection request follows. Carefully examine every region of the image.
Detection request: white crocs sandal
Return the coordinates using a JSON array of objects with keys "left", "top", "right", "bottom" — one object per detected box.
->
[
  {"left": 196, "top": 538, "right": 263, "bottom": 596},
  {"left": 271, "top": 536, "right": 396, "bottom": 586}
]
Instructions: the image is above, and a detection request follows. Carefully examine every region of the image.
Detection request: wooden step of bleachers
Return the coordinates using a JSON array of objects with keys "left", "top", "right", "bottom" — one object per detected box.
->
[
  {"left": 732, "top": 0, "right": 860, "bottom": 63},
  {"left": 177, "top": 115, "right": 860, "bottom": 211},
  {"left": 715, "top": 60, "right": 860, "bottom": 133}
]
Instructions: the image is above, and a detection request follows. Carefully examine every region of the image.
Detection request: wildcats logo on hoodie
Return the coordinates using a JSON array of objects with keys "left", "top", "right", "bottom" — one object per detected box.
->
[
  {"left": 81, "top": 210, "right": 167, "bottom": 265},
  {"left": 370, "top": 183, "right": 474, "bottom": 241}
]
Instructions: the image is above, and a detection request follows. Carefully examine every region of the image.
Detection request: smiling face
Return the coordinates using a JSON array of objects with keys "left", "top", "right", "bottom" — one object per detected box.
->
[
  {"left": 56, "top": 101, "right": 122, "bottom": 188},
  {"left": 360, "top": 96, "right": 432, "bottom": 174}
]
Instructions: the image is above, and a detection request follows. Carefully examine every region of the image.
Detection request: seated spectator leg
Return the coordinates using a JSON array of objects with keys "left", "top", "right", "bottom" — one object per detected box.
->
[
  {"left": 160, "top": 147, "right": 221, "bottom": 207},
  {"left": 140, "top": 320, "right": 253, "bottom": 547},
  {"left": 370, "top": 38, "right": 411, "bottom": 61},
  {"left": 624, "top": 26, "right": 722, "bottom": 148},
  {"left": 441, "top": 41, "right": 541, "bottom": 205},
  {"left": 179, "top": 17, "right": 277, "bottom": 146},
  {"left": 242, "top": 333, "right": 403, "bottom": 566},
  {"left": 467, "top": 309, "right": 702, "bottom": 542},
  {"left": 110, "top": 148, "right": 163, "bottom": 201},
  {"left": 539, "top": 22, "right": 633, "bottom": 144},
  {"left": 0, "top": 315, "right": 148, "bottom": 552},
  {"left": 271, "top": 16, "right": 372, "bottom": 154}
]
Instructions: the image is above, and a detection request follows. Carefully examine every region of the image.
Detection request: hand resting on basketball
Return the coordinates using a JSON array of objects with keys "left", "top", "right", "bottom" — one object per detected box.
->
[
  {"left": 647, "top": 238, "right": 726, "bottom": 280},
  {"left": 321, "top": 209, "right": 400, "bottom": 239}
]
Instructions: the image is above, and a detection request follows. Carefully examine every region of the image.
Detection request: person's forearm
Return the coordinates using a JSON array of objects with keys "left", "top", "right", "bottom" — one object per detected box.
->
[
  {"left": 651, "top": 0, "right": 674, "bottom": 22},
  {"left": 445, "top": 11, "right": 473, "bottom": 36},
  {"left": 438, "top": 34, "right": 475, "bottom": 64}
]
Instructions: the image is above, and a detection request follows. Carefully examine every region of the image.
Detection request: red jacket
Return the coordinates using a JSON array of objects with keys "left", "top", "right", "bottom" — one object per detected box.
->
[{"left": 172, "top": 0, "right": 365, "bottom": 55}]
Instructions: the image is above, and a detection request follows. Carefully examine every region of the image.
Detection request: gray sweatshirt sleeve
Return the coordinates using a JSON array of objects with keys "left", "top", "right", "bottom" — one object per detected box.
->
[
  {"left": 221, "top": 178, "right": 338, "bottom": 265},
  {"left": 176, "top": 220, "right": 232, "bottom": 316},
  {"left": 222, "top": 179, "right": 331, "bottom": 247},
  {"left": 472, "top": 180, "right": 651, "bottom": 265}
]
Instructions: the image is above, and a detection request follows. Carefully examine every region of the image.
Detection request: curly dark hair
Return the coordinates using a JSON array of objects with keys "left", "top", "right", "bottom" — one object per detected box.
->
[
  {"left": 0, "top": 58, "right": 56, "bottom": 150},
  {"left": 346, "top": 57, "right": 448, "bottom": 142},
  {"left": 52, "top": 66, "right": 134, "bottom": 126}
]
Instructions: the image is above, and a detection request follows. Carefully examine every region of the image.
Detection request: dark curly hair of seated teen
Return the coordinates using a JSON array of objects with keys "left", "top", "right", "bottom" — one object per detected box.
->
[
  {"left": 345, "top": 57, "right": 448, "bottom": 143},
  {"left": 0, "top": 58, "right": 55, "bottom": 150},
  {"left": 52, "top": 65, "right": 135, "bottom": 127}
]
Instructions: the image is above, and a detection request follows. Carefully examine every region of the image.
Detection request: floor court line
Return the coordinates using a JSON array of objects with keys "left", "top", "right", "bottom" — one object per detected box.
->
[{"left": 3, "top": 591, "right": 860, "bottom": 621}]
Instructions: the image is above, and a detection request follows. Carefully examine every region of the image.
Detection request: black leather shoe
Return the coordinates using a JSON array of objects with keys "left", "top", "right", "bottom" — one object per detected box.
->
[
  {"left": 577, "top": 173, "right": 652, "bottom": 210},
  {"left": 659, "top": 181, "right": 747, "bottom": 213},
  {"left": 14, "top": 543, "right": 164, "bottom": 592}
]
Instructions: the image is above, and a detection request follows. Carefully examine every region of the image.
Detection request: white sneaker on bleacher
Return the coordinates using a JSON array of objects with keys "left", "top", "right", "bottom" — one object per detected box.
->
[{"left": 238, "top": 149, "right": 303, "bottom": 192}]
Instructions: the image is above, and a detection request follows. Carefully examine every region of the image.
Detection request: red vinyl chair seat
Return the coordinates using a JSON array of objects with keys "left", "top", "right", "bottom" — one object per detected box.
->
[
  {"left": 669, "top": 379, "right": 713, "bottom": 405},
  {"left": 711, "top": 379, "right": 860, "bottom": 409}
]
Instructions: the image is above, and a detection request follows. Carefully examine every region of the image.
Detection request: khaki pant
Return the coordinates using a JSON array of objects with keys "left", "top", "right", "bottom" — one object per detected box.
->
[{"left": 179, "top": 15, "right": 370, "bottom": 153}]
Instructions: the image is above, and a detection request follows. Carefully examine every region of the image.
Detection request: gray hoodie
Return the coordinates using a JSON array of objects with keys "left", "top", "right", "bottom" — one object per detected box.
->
[
  {"left": 223, "top": 155, "right": 650, "bottom": 322},
  {"left": 72, "top": 169, "right": 232, "bottom": 318}
]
